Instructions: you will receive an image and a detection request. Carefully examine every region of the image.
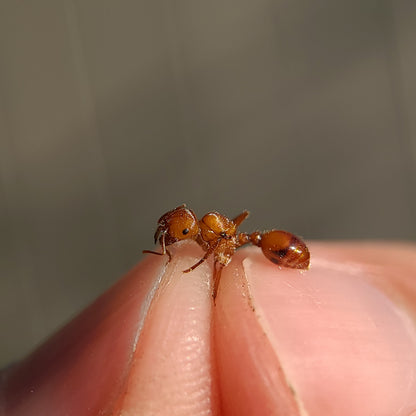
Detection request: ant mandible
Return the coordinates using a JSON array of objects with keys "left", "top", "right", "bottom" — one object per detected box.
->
[{"left": 143, "top": 204, "right": 310, "bottom": 298}]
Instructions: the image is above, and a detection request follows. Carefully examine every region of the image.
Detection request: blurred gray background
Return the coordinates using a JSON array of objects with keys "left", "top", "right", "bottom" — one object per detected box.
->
[{"left": 0, "top": 1, "right": 415, "bottom": 367}]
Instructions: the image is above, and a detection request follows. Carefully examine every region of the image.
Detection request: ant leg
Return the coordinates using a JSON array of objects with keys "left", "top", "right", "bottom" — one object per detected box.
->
[
  {"left": 142, "top": 249, "right": 164, "bottom": 256},
  {"left": 213, "top": 263, "right": 224, "bottom": 300},
  {"left": 160, "top": 233, "right": 173, "bottom": 261},
  {"left": 143, "top": 233, "right": 172, "bottom": 261},
  {"left": 182, "top": 256, "right": 208, "bottom": 273},
  {"left": 232, "top": 210, "right": 250, "bottom": 227},
  {"left": 182, "top": 248, "right": 213, "bottom": 273},
  {"left": 142, "top": 249, "right": 172, "bottom": 262},
  {"left": 183, "top": 240, "right": 220, "bottom": 273}
]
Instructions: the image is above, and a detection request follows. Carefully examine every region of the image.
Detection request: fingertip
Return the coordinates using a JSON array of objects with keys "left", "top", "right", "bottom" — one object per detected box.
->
[
  {"left": 1, "top": 242, "right": 218, "bottom": 416},
  {"left": 214, "top": 245, "right": 416, "bottom": 416},
  {"left": 118, "top": 241, "right": 219, "bottom": 415},
  {"left": 1, "top": 254, "right": 165, "bottom": 416},
  {"left": 4, "top": 241, "right": 416, "bottom": 416},
  {"left": 214, "top": 250, "right": 302, "bottom": 416}
]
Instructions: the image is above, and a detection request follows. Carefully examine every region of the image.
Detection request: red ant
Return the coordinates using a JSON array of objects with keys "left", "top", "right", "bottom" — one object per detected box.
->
[{"left": 143, "top": 205, "right": 310, "bottom": 298}]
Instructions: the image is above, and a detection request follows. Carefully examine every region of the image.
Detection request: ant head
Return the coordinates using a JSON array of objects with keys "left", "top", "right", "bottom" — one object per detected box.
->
[{"left": 154, "top": 205, "right": 199, "bottom": 246}]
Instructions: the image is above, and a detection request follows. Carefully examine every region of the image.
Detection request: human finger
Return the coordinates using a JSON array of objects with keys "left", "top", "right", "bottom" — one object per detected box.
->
[
  {"left": 214, "top": 242, "right": 416, "bottom": 416},
  {"left": 0, "top": 242, "right": 216, "bottom": 416}
]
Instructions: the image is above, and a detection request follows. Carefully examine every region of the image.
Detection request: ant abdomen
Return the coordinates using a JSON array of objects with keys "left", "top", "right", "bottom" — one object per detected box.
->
[{"left": 254, "top": 230, "right": 310, "bottom": 269}]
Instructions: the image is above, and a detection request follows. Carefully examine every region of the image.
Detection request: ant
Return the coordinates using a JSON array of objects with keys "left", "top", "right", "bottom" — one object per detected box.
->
[{"left": 143, "top": 205, "right": 310, "bottom": 298}]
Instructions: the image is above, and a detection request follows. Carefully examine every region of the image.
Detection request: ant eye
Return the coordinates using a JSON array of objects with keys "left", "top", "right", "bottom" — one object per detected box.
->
[{"left": 182, "top": 228, "right": 190, "bottom": 235}]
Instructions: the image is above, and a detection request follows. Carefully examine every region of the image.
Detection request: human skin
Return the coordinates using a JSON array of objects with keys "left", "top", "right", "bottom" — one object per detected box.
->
[{"left": 1, "top": 241, "right": 416, "bottom": 416}]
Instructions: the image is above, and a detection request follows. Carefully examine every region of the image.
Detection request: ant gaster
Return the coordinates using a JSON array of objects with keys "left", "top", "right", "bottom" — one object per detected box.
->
[{"left": 143, "top": 205, "right": 310, "bottom": 298}]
